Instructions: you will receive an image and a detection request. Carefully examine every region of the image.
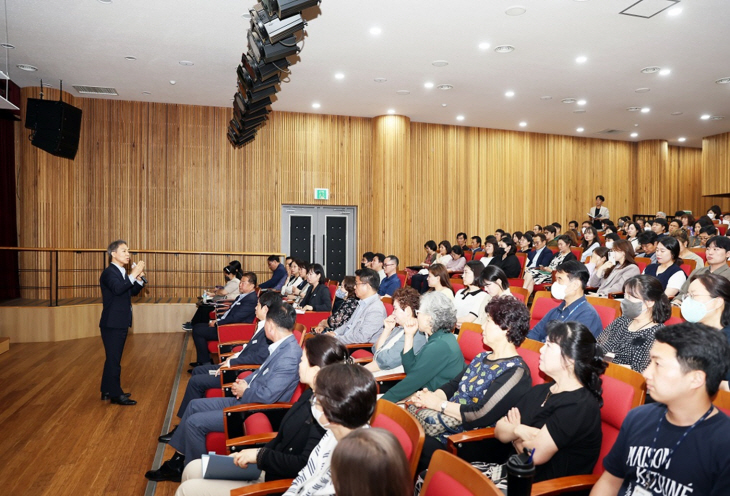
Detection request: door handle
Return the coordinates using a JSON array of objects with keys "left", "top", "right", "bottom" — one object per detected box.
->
[
  {"left": 323, "top": 234, "right": 327, "bottom": 268},
  {"left": 312, "top": 234, "right": 316, "bottom": 261}
]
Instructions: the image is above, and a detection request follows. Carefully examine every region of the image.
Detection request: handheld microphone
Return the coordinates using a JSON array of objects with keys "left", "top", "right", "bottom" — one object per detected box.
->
[{"left": 132, "top": 263, "right": 148, "bottom": 284}]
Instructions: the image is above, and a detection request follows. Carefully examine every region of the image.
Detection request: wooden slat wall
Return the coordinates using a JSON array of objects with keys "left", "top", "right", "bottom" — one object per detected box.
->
[
  {"left": 14, "top": 88, "right": 727, "bottom": 297},
  {"left": 702, "top": 132, "right": 730, "bottom": 197}
]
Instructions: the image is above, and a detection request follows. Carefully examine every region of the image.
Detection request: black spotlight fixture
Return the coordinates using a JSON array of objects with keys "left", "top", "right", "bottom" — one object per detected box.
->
[
  {"left": 261, "top": 0, "right": 321, "bottom": 20},
  {"left": 250, "top": 4, "right": 306, "bottom": 44},
  {"left": 243, "top": 53, "right": 290, "bottom": 82},
  {"left": 237, "top": 64, "right": 280, "bottom": 93},
  {"left": 248, "top": 30, "right": 299, "bottom": 64}
]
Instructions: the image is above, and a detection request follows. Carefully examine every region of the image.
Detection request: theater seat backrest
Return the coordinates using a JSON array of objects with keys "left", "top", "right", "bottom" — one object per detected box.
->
[
  {"left": 596, "top": 375, "right": 638, "bottom": 474},
  {"left": 530, "top": 292, "right": 561, "bottom": 329},
  {"left": 371, "top": 414, "right": 414, "bottom": 461},
  {"left": 423, "top": 472, "right": 475, "bottom": 496},
  {"left": 457, "top": 324, "right": 489, "bottom": 364},
  {"left": 516, "top": 346, "right": 548, "bottom": 385}
]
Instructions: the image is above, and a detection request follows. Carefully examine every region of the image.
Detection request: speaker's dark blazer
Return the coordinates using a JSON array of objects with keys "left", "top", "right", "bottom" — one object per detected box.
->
[{"left": 99, "top": 264, "right": 143, "bottom": 328}]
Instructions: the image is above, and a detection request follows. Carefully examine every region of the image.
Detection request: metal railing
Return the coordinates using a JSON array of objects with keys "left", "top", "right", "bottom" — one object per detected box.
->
[{"left": 0, "top": 247, "right": 284, "bottom": 306}]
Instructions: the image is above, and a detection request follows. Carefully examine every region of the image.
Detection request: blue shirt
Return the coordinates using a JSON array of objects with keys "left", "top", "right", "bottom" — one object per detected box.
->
[
  {"left": 259, "top": 263, "right": 288, "bottom": 290},
  {"left": 378, "top": 273, "right": 401, "bottom": 297},
  {"left": 527, "top": 295, "right": 603, "bottom": 342}
]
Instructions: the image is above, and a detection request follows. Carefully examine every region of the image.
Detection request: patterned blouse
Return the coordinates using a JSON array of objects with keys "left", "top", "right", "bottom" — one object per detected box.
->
[
  {"left": 326, "top": 297, "right": 359, "bottom": 329},
  {"left": 598, "top": 316, "right": 663, "bottom": 372}
]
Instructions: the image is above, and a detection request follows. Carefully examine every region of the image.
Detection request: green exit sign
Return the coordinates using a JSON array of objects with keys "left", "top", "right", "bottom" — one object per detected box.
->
[{"left": 314, "top": 188, "right": 329, "bottom": 200}]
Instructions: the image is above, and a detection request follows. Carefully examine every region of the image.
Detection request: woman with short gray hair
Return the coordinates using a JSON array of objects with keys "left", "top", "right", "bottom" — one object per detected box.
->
[{"left": 381, "top": 292, "right": 464, "bottom": 403}]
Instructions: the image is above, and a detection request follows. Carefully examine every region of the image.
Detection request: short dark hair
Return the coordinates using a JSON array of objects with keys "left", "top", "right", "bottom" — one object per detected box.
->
[
  {"left": 385, "top": 255, "right": 399, "bottom": 267},
  {"left": 623, "top": 275, "right": 671, "bottom": 324},
  {"left": 355, "top": 268, "right": 380, "bottom": 292},
  {"left": 500, "top": 237, "right": 516, "bottom": 256},
  {"left": 652, "top": 218, "right": 668, "bottom": 232},
  {"left": 657, "top": 236, "right": 681, "bottom": 263},
  {"left": 303, "top": 334, "right": 349, "bottom": 368},
  {"left": 638, "top": 231, "right": 658, "bottom": 246},
  {"left": 267, "top": 255, "right": 280, "bottom": 263},
  {"left": 486, "top": 296, "right": 531, "bottom": 346},
  {"left": 544, "top": 225, "right": 557, "bottom": 235},
  {"left": 569, "top": 220, "right": 579, "bottom": 229},
  {"left": 362, "top": 252, "right": 375, "bottom": 262},
  {"left": 471, "top": 235, "right": 482, "bottom": 245},
  {"left": 533, "top": 224, "right": 543, "bottom": 232},
  {"left": 556, "top": 260, "right": 590, "bottom": 290},
  {"left": 654, "top": 323, "right": 730, "bottom": 397},
  {"left": 552, "top": 222, "right": 562, "bottom": 230},
  {"left": 495, "top": 229, "right": 505, "bottom": 236},
  {"left": 605, "top": 233, "right": 620, "bottom": 242},
  {"left": 465, "top": 261, "right": 485, "bottom": 280},
  {"left": 258, "top": 291, "right": 284, "bottom": 311},
  {"left": 451, "top": 245, "right": 464, "bottom": 257},
  {"left": 556, "top": 234, "right": 573, "bottom": 246},
  {"left": 266, "top": 303, "right": 296, "bottom": 331},
  {"left": 699, "top": 225, "right": 718, "bottom": 236},
  {"left": 596, "top": 195, "right": 605, "bottom": 202},
  {"left": 314, "top": 364, "right": 377, "bottom": 428},
  {"left": 107, "top": 239, "right": 127, "bottom": 258},
  {"left": 457, "top": 232, "right": 467, "bottom": 240},
  {"left": 392, "top": 286, "right": 420, "bottom": 312},
  {"left": 309, "top": 263, "right": 326, "bottom": 282},
  {"left": 534, "top": 233, "right": 547, "bottom": 243},
  {"left": 478, "top": 265, "right": 509, "bottom": 290},
  {"left": 424, "top": 240, "right": 437, "bottom": 251},
  {"left": 521, "top": 232, "right": 534, "bottom": 246},
  {"left": 708, "top": 236, "right": 730, "bottom": 251},
  {"left": 372, "top": 253, "right": 386, "bottom": 264},
  {"left": 438, "top": 240, "right": 452, "bottom": 254},
  {"left": 241, "top": 271, "right": 258, "bottom": 287}
]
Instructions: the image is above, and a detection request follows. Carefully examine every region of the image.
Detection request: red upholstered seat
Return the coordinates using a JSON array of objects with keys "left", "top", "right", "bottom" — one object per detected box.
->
[
  {"left": 295, "top": 311, "right": 331, "bottom": 330},
  {"left": 451, "top": 282, "right": 465, "bottom": 293},
  {"left": 516, "top": 346, "right": 549, "bottom": 385},
  {"left": 474, "top": 252, "right": 485, "bottom": 261},
  {"left": 384, "top": 303, "right": 394, "bottom": 316},
  {"left": 664, "top": 316, "right": 684, "bottom": 325},
  {"left": 396, "top": 273, "right": 406, "bottom": 287},
  {"left": 593, "top": 304, "right": 619, "bottom": 329},
  {"left": 350, "top": 349, "right": 373, "bottom": 359},
  {"left": 457, "top": 323, "right": 488, "bottom": 365},
  {"left": 420, "top": 451, "right": 501, "bottom": 496},
  {"left": 243, "top": 412, "right": 274, "bottom": 436},
  {"left": 371, "top": 413, "right": 413, "bottom": 460},
  {"left": 206, "top": 432, "right": 227, "bottom": 454},
  {"left": 529, "top": 292, "right": 561, "bottom": 329},
  {"left": 205, "top": 389, "right": 224, "bottom": 398},
  {"left": 424, "top": 472, "right": 474, "bottom": 496},
  {"left": 464, "top": 251, "right": 473, "bottom": 261}
]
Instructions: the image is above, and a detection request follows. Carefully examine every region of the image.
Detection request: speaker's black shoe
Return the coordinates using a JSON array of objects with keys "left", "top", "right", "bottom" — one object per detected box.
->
[
  {"left": 145, "top": 454, "right": 184, "bottom": 482},
  {"left": 158, "top": 426, "right": 178, "bottom": 443},
  {"left": 101, "top": 392, "right": 131, "bottom": 401},
  {"left": 110, "top": 395, "right": 137, "bottom": 406}
]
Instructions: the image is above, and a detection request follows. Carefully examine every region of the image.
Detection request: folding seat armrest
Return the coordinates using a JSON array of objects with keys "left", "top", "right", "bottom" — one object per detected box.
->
[
  {"left": 227, "top": 433, "right": 278, "bottom": 451},
  {"left": 221, "top": 364, "right": 261, "bottom": 384},
  {"left": 230, "top": 479, "right": 294, "bottom": 496},
  {"left": 345, "top": 342, "right": 374, "bottom": 352},
  {"left": 530, "top": 474, "right": 601, "bottom": 495},
  {"left": 218, "top": 339, "right": 249, "bottom": 355},
  {"left": 446, "top": 427, "right": 496, "bottom": 454},
  {"left": 224, "top": 402, "right": 294, "bottom": 440}
]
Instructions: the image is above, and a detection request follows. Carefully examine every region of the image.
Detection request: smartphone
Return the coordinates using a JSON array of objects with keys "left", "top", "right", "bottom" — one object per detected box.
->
[{"left": 608, "top": 252, "right": 615, "bottom": 264}]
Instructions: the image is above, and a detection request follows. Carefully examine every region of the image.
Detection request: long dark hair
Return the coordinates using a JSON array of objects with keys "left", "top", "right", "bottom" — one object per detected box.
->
[
  {"left": 623, "top": 275, "right": 671, "bottom": 324},
  {"left": 314, "top": 364, "right": 377, "bottom": 428},
  {"left": 581, "top": 226, "right": 600, "bottom": 250},
  {"left": 657, "top": 236, "right": 682, "bottom": 265},
  {"left": 428, "top": 263, "right": 453, "bottom": 292},
  {"left": 546, "top": 321, "right": 607, "bottom": 406},
  {"left": 303, "top": 334, "right": 350, "bottom": 368}
]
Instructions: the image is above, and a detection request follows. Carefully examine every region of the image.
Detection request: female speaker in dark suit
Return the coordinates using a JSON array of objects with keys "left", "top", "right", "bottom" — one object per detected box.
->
[{"left": 99, "top": 239, "right": 145, "bottom": 405}]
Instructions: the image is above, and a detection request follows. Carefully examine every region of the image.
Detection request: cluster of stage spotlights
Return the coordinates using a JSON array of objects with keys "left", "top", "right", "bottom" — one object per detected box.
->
[{"left": 228, "top": 0, "right": 320, "bottom": 147}]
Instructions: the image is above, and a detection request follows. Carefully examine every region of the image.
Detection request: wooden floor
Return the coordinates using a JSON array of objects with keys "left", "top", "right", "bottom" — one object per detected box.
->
[
  {"left": 0, "top": 297, "right": 198, "bottom": 307},
  {"left": 0, "top": 332, "right": 197, "bottom": 496}
]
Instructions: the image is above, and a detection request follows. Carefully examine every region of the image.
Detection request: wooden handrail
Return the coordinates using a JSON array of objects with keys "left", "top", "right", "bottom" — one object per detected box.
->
[{"left": 0, "top": 247, "right": 285, "bottom": 256}]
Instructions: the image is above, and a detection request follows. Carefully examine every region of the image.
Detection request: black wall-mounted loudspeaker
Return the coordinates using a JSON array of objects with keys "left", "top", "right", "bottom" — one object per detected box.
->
[{"left": 25, "top": 98, "right": 82, "bottom": 159}]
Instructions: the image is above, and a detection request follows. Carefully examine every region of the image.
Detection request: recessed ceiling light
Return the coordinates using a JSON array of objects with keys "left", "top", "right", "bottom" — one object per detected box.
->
[
  {"left": 1, "top": 43, "right": 15, "bottom": 49},
  {"left": 169, "top": 80, "right": 176, "bottom": 85},
  {"left": 630, "top": 132, "right": 638, "bottom": 138},
  {"left": 432, "top": 60, "right": 449, "bottom": 67},
  {"left": 671, "top": 112, "right": 683, "bottom": 116},
  {"left": 441, "top": 103, "right": 448, "bottom": 107},
  {"left": 540, "top": 96, "right": 552, "bottom": 100},
  {"left": 334, "top": 72, "right": 345, "bottom": 80},
  {"left": 678, "top": 137, "right": 686, "bottom": 142},
  {"left": 505, "top": 6, "right": 527, "bottom": 16},
  {"left": 312, "top": 102, "right": 321, "bottom": 109},
  {"left": 16, "top": 64, "right": 37, "bottom": 71},
  {"left": 627, "top": 107, "right": 642, "bottom": 112},
  {"left": 701, "top": 114, "right": 711, "bottom": 120},
  {"left": 576, "top": 127, "right": 584, "bottom": 132},
  {"left": 577, "top": 99, "right": 587, "bottom": 106},
  {"left": 573, "top": 109, "right": 587, "bottom": 114},
  {"left": 562, "top": 98, "right": 576, "bottom": 104},
  {"left": 659, "top": 68, "right": 671, "bottom": 76},
  {"left": 667, "top": 6, "right": 683, "bottom": 16},
  {"left": 437, "top": 84, "right": 453, "bottom": 91},
  {"left": 42, "top": 82, "right": 53, "bottom": 87},
  {"left": 641, "top": 107, "right": 650, "bottom": 113},
  {"left": 97, "top": 0, "right": 112, "bottom": 3},
  {"left": 142, "top": 91, "right": 151, "bottom": 95},
  {"left": 710, "top": 116, "right": 725, "bottom": 121},
  {"left": 478, "top": 42, "right": 490, "bottom": 50},
  {"left": 125, "top": 56, "right": 137, "bottom": 61},
  {"left": 715, "top": 77, "right": 730, "bottom": 84},
  {"left": 387, "top": 109, "right": 396, "bottom": 115},
  {"left": 519, "top": 121, "right": 527, "bottom": 127},
  {"left": 575, "top": 56, "right": 587, "bottom": 64},
  {"left": 369, "top": 27, "right": 382, "bottom": 36},
  {"left": 641, "top": 66, "right": 661, "bottom": 74},
  {"left": 424, "top": 82, "right": 434, "bottom": 89},
  {"left": 505, "top": 90, "right": 515, "bottom": 97},
  {"left": 396, "top": 90, "right": 410, "bottom": 95},
  {"left": 179, "top": 60, "right": 194, "bottom": 66},
  {"left": 456, "top": 115, "right": 465, "bottom": 121},
  {"left": 374, "top": 78, "right": 387, "bottom": 83},
  {"left": 494, "top": 45, "right": 515, "bottom": 53},
  {"left": 635, "top": 88, "right": 650, "bottom": 93}
]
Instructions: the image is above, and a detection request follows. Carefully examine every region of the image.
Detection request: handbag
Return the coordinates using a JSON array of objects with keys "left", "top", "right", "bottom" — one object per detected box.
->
[{"left": 406, "top": 403, "right": 462, "bottom": 438}]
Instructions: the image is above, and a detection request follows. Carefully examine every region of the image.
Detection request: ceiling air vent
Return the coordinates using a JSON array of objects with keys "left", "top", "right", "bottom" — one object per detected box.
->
[
  {"left": 595, "top": 129, "right": 625, "bottom": 135},
  {"left": 73, "top": 85, "right": 119, "bottom": 96}
]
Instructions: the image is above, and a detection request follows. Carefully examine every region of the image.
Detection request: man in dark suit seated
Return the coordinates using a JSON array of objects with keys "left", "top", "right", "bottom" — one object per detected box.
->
[
  {"left": 158, "top": 291, "right": 283, "bottom": 443},
  {"left": 145, "top": 303, "right": 302, "bottom": 482},
  {"left": 526, "top": 233, "right": 554, "bottom": 269},
  {"left": 258, "top": 255, "right": 288, "bottom": 290},
  {"left": 190, "top": 272, "right": 258, "bottom": 368}
]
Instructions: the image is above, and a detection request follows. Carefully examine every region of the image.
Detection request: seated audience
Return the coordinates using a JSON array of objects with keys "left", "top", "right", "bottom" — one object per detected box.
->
[
  {"left": 259, "top": 255, "right": 288, "bottom": 290},
  {"left": 637, "top": 231, "right": 658, "bottom": 263},
  {"left": 190, "top": 273, "right": 258, "bottom": 367},
  {"left": 708, "top": 204, "right": 723, "bottom": 220},
  {"left": 544, "top": 225, "right": 558, "bottom": 247},
  {"left": 425, "top": 263, "right": 454, "bottom": 299},
  {"left": 378, "top": 255, "right": 402, "bottom": 297},
  {"left": 651, "top": 218, "right": 669, "bottom": 238},
  {"left": 183, "top": 261, "right": 242, "bottom": 331},
  {"left": 360, "top": 251, "right": 374, "bottom": 269},
  {"left": 512, "top": 231, "right": 524, "bottom": 246},
  {"left": 280, "top": 259, "right": 303, "bottom": 297},
  {"left": 526, "top": 233, "right": 554, "bottom": 271},
  {"left": 454, "top": 261, "right": 488, "bottom": 327},
  {"left": 174, "top": 334, "right": 348, "bottom": 496},
  {"left": 491, "top": 321, "right": 605, "bottom": 485},
  {"left": 670, "top": 228, "right": 705, "bottom": 268},
  {"left": 299, "top": 263, "right": 332, "bottom": 312},
  {"left": 479, "top": 237, "right": 501, "bottom": 267},
  {"left": 673, "top": 235, "right": 730, "bottom": 305},
  {"left": 371, "top": 252, "right": 386, "bottom": 281},
  {"left": 604, "top": 232, "right": 620, "bottom": 249},
  {"left": 405, "top": 241, "right": 438, "bottom": 279},
  {"left": 697, "top": 224, "right": 718, "bottom": 248},
  {"left": 497, "top": 237, "right": 522, "bottom": 278},
  {"left": 679, "top": 212, "right": 696, "bottom": 235},
  {"left": 588, "top": 239, "right": 640, "bottom": 297},
  {"left": 455, "top": 232, "right": 468, "bottom": 250},
  {"left": 668, "top": 218, "right": 681, "bottom": 234},
  {"left": 552, "top": 222, "right": 562, "bottom": 235},
  {"left": 475, "top": 266, "right": 514, "bottom": 324},
  {"left": 585, "top": 246, "right": 609, "bottom": 280},
  {"left": 597, "top": 275, "right": 669, "bottom": 372},
  {"left": 523, "top": 234, "right": 576, "bottom": 295},
  {"left": 411, "top": 296, "right": 532, "bottom": 471},
  {"left": 315, "top": 276, "right": 359, "bottom": 333},
  {"left": 591, "top": 323, "right": 730, "bottom": 496},
  {"left": 145, "top": 304, "right": 302, "bottom": 482},
  {"left": 518, "top": 232, "right": 533, "bottom": 253},
  {"left": 329, "top": 268, "right": 387, "bottom": 345},
  {"left": 580, "top": 226, "right": 601, "bottom": 262},
  {"left": 446, "top": 245, "right": 467, "bottom": 273},
  {"left": 625, "top": 222, "right": 641, "bottom": 252},
  {"left": 636, "top": 218, "right": 646, "bottom": 231},
  {"left": 495, "top": 229, "right": 506, "bottom": 241},
  {"left": 568, "top": 219, "right": 580, "bottom": 235},
  {"left": 532, "top": 224, "right": 543, "bottom": 235},
  {"left": 365, "top": 286, "right": 427, "bottom": 374},
  {"left": 528, "top": 261, "right": 603, "bottom": 341},
  {"left": 642, "top": 236, "right": 686, "bottom": 298},
  {"left": 469, "top": 235, "right": 484, "bottom": 256},
  {"left": 283, "top": 364, "right": 377, "bottom": 496},
  {"left": 410, "top": 240, "right": 452, "bottom": 292},
  {"left": 286, "top": 262, "right": 310, "bottom": 305},
  {"left": 382, "top": 292, "right": 465, "bottom": 403},
  {"left": 331, "top": 428, "right": 412, "bottom": 496}
]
